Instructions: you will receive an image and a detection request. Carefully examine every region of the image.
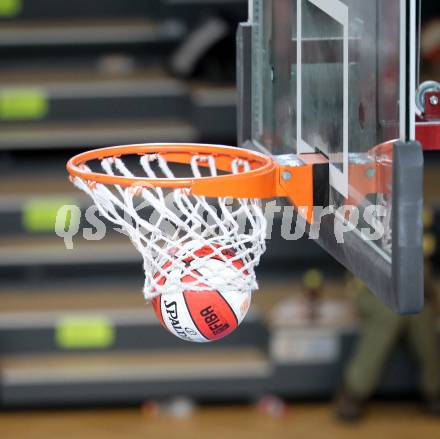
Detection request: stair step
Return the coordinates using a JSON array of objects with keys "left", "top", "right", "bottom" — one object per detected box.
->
[
  {"left": 0, "top": 235, "right": 139, "bottom": 267},
  {"left": 0, "top": 119, "right": 198, "bottom": 150},
  {"left": 0, "top": 282, "right": 266, "bottom": 356},
  {"left": 0, "top": 1, "right": 163, "bottom": 21},
  {"left": 0, "top": 68, "right": 189, "bottom": 123},
  {"left": 0, "top": 19, "right": 183, "bottom": 48},
  {"left": 0, "top": 347, "right": 269, "bottom": 407},
  {"left": 0, "top": 285, "right": 144, "bottom": 313}
]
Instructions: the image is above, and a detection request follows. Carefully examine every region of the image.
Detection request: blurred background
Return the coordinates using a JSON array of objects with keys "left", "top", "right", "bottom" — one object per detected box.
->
[{"left": 0, "top": 0, "right": 439, "bottom": 437}]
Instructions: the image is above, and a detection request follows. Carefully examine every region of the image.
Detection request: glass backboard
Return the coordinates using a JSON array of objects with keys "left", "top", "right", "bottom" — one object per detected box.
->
[{"left": 238, "top": 0, "right": 424, "bottom": 313}]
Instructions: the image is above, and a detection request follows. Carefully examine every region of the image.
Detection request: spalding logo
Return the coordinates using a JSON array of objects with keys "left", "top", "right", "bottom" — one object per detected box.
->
[{"left": 164, "top": 300, "right": 191, "bottom": 340}]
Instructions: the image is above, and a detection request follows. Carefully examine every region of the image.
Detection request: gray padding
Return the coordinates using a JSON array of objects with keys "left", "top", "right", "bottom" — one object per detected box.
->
[
  {"left": 237, "top": 22, "right": 252, "bottom": 146},
  {"left": 392, "top": 140, "right": 424, "bottom": 313}
]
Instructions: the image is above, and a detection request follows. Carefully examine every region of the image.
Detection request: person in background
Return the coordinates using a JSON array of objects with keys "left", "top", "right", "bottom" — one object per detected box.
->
[{"left": 335, "top": 208, "right": 440, "bottom": 421}]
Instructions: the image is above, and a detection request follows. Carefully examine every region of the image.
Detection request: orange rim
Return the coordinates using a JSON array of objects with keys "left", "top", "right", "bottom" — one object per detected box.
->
[{"left": 66, "top": 143, "right": 280, "bottom": 199}]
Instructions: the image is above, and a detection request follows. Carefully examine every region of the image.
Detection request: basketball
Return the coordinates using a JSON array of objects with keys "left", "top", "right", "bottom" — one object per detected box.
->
[{"left": 151, "top": 244, "right": 252, "bottom": 342}]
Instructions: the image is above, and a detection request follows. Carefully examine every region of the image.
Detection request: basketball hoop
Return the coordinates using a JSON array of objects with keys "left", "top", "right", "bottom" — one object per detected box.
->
[{"left": 66, "top": 143, "right": 296, "bottom": 300}]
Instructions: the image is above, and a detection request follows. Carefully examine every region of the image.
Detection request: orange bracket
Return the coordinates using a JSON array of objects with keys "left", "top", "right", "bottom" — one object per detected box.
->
[{"left": 274, "top": 154, "right": 327, "bottom": 224}]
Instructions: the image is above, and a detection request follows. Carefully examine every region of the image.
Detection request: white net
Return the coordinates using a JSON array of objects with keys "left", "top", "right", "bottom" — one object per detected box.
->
[{"left": 72, "top": 152, "right": 267, "bottom": 300}]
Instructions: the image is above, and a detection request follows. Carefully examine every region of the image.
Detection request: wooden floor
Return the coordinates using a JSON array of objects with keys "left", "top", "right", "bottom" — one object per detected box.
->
[{"left": 0, "top": 403, "right": 438, "bottom": 439}]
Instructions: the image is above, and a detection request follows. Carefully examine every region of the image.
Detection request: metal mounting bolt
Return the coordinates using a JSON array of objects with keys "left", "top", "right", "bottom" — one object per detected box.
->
[
  {"left": 430, "top": 95, "right": 439, "bottom": 106},
  {"left": 282, "top": 170, "right": 292, "bottom": 182}
]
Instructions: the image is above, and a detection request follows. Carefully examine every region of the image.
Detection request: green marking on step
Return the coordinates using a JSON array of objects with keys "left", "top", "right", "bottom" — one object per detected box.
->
[
  {"left": 0, "top": 0, "right": 22, "bottom": 17},
  {"left": 23, "top": 198, "right": 78, "bottom": 232},
  {"left": 56, "top": 316, "right": 115, "bottom": 349},
  {"left": 0, "top": 88, "right": 49, "bottom": 120}
]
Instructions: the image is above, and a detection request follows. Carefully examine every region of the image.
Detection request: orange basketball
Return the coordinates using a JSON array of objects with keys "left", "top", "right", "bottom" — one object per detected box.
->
[{"left": 151, "top": 245, "right": 252, "bottom": 343}]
